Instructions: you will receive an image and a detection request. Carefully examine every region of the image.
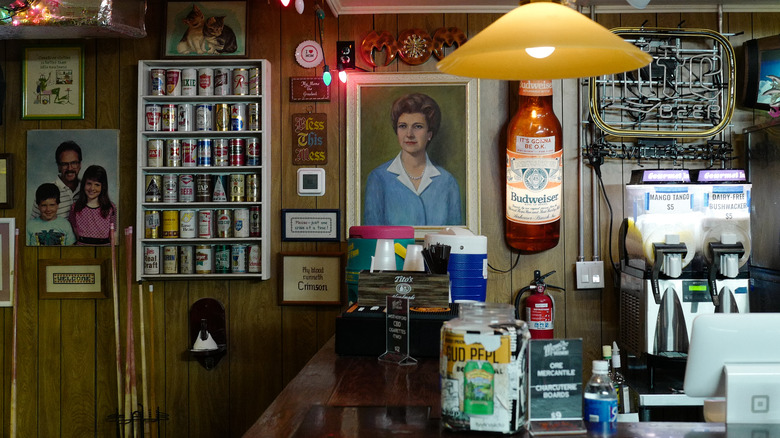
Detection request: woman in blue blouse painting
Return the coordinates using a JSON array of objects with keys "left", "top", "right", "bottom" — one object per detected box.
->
[{"left": 363, "top": 93, "right": 462, "bottom": 226}]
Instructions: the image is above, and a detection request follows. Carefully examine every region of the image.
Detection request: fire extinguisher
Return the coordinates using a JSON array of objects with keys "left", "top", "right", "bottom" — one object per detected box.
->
[{"left": 513, "top": 270, "right": 563, "bottom": 339}]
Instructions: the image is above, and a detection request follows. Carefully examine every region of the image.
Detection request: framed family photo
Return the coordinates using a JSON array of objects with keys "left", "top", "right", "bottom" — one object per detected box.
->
[
  {"left": 346, "top": 72, "right": 480, "bottom": 239},
  {"left": 26, "top": 130, "right": 119, "bottom": 247},
  {"left": 164, "top": 1, "right": 247, "bottom": 58},
  {"left": 22, "top": 44, "right": 85, "bottom": 120}
]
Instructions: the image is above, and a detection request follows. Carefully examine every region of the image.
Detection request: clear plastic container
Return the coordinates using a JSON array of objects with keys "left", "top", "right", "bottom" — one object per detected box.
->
[
  {"left": 583, "top": 360, "right": 618, "bottom": 436},
  {"left": 440, "top": 302, "right": 530, "bottom": 434}
]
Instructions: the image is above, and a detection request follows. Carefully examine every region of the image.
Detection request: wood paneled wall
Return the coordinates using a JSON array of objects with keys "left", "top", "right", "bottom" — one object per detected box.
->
[{"left": 0, "top": 1, "right": 775, "bottom": 436}]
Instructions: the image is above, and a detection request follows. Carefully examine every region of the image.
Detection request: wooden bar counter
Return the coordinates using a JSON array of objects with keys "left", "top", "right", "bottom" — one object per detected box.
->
[{"left": 244, "top": 337, "right": 728, "bottom": 437}]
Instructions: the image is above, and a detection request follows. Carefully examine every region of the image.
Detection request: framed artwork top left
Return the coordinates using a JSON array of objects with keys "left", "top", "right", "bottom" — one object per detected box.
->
[
  {"left": 163, "top": 1, "right": 247, "bottom": 58},
  {"left": 22, "top": 44, "right": 85, "bottom": 120}
]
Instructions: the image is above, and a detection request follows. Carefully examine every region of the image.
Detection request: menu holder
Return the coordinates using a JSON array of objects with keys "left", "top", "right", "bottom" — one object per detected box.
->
[
  {"left": 527, "top": 339, "right": 587, "bottom": 436},
  {"left": 357, "top": 271, "right": 448, "bottom": 308},
  {"left": 378, "top": 295, "right": 417, "bottom": 366}
]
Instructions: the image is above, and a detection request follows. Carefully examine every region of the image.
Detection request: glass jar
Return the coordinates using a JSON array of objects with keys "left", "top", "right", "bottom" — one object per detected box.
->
[{"left": 440, "top": 302, "right": 531, "bottom": 434}]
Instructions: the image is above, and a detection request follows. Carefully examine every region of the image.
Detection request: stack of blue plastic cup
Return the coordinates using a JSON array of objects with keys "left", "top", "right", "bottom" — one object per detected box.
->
[
  {"left": 424, "top": 227, "right": 488, "bottom": 302},
  {"left": 447, "top": 253, "right": 488, "bottom": 301}
]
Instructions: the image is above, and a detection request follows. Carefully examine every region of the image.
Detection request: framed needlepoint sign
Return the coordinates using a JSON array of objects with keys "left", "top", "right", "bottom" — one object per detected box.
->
[{"left": 38, "top": 259, "right": 108, "bottom": 299}]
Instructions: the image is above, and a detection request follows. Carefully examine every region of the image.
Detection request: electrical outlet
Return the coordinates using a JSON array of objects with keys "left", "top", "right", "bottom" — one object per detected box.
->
[
  {"left": 337, "top": 41, "right": 355, "bottom": 69},
  {"left": 576, "top": 261, "right": 604, "bottom": 289}
]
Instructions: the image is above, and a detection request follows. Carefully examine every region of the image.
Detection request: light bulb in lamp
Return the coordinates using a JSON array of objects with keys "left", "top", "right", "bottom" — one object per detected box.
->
[
  {"left": 525, "top": 46, "right": 555, "bottom": 59},
  {"left": 436, "top": 2, "right": 652, "bottom": 80},
  {"left": 281, "top": 0, "right": 291, "bottom": 6}
]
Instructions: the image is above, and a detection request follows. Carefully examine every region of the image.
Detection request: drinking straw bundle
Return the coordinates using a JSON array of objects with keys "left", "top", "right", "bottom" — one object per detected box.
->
[{"left": 421, "top": 243, "right": 451, "bottom": 274}]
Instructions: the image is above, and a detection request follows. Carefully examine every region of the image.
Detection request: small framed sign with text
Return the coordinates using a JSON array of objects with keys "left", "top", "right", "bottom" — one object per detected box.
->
[
  {"left": 290, "top": 77, "right": 331, "bottom": 101},
  {"left": 279, "top": 252, "right": 345, "bottom": 305},
  {"left": 39, "top": 259, "right": 108, "bottom": 299},
  {"left": 281, "top": 209, "right": 340, "bottom": 242}
]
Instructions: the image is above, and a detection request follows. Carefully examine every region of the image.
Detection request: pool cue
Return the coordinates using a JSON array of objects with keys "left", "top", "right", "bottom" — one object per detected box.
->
[
  {"left": 148, "top": 284, "right": 158, "bottom": 437},
  {"left": 10, "top": 229, "right": 19, "bottom": 437},
  {"left": 148, "top": 284, "right": 158, "bottom": 438},
  {"left": 137, "top": 282, "right": 150, "bottom": 435},
  {"left": 110, "top": 224, "right": 124, "bottom": 430},
  {"left": 123, "top": 227, "right": 138, "bottom": 437}
]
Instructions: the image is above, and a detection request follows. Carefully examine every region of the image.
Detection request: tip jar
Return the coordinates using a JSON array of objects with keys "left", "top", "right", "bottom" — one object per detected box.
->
[{"left": 440, "top": 302, "right": 531, "bottom": 434}]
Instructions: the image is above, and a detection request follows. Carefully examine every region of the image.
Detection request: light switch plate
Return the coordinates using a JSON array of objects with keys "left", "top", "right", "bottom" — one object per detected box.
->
[{"left": 576, "top": 260, "right": 604, "bottom": 289}]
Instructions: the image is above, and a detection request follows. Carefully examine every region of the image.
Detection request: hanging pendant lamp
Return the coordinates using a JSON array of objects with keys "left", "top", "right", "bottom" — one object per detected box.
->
[{"left": 436, "top": 1, "right": 652, "bottom": 80}]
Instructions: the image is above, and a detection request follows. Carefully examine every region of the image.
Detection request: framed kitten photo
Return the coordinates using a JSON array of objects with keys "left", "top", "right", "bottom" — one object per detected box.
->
[{"left": 163, "top": 1, "right": 247, "bottom": 58}]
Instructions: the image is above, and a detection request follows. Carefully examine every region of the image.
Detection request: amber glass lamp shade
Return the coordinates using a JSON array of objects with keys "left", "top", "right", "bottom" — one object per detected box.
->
[{"left": 436, "top": 2, "right": 653, "bottom": 80}]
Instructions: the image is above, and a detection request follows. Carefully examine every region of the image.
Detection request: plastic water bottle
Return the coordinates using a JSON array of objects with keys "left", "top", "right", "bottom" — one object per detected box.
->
[{"left": 583, "top": 360, "right": 618, "bottom": 435}]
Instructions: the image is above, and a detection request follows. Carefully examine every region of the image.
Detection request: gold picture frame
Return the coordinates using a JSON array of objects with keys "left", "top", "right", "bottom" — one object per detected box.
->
[
  {"left": 22, "top": 44, "right": 85, "bottom": 120},
  {"left": 346, "top": 72, "right": 480, "bottom": 239},
  {"left": 38, "top": 259, "right": 108, "bottom": 299},
  {"left": 0, "top": 154, "right": 12, "bottom": 209}
]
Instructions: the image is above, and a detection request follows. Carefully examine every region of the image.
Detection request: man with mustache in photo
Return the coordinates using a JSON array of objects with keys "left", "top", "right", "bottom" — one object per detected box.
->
[{"left": 31, "top": 141, "right": 83, "bottom": 220}]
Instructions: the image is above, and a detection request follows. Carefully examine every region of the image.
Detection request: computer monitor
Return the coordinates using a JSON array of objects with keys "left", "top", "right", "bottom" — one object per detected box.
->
[{"left": 684, "top": 313, "right": 780, "bottom": 424}]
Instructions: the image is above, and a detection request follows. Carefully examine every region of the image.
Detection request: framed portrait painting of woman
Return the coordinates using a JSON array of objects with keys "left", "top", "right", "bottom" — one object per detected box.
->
[{"left": 346, "top": 72, "right": 480, "bottom": 239}]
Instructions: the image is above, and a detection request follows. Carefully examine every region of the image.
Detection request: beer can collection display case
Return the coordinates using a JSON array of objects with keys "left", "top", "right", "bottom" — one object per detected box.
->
[{"left": 136, "top": 59, "right": 271, "bottom": 281}]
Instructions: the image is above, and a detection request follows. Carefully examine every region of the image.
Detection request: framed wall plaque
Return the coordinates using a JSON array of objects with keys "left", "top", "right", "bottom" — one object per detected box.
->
[
  {"left": 279, "top": 253, "right": 344, "bottom": 305},
  {"left": 281, "top": 209, "right": 340, "bottom": 242},
  {"left": 38, "top": 259, "right": 108, "bottom": 299},
  {"left": 290, "top": 77, "right": 331, "bottom": 102}
]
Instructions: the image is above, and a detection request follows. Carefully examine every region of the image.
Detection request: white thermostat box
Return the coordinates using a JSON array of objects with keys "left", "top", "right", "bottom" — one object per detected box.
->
[{"left": 297, "top": 168, "right": 325, "bottom": 196}]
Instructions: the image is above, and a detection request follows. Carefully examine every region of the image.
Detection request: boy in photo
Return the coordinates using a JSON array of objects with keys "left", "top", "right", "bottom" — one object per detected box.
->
[{"left": 27, "top": 183, "right": 76, "bottom": 246}]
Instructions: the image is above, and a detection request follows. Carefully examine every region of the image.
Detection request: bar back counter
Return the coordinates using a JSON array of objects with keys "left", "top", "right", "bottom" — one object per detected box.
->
[{"left": 244, "top": 337, "right": 731, "bottom": 437}]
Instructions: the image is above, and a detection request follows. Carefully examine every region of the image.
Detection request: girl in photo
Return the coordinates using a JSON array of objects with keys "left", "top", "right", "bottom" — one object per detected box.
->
[{"left": 69, "top": 165, "right": 117, "bottom": 245}]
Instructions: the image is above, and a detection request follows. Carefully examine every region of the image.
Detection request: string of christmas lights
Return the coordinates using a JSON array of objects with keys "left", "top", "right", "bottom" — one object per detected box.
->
[{"left": 0, "top": 0, "right": 61, "bottom": 25}]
